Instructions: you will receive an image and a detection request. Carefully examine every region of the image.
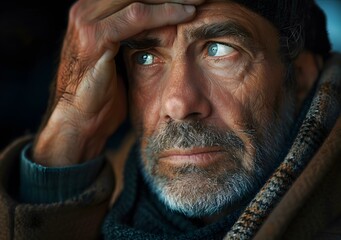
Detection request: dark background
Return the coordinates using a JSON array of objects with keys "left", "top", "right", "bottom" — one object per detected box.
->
[
  {"left": 0, "top": 0, "right": 340, "bottom": 150},
  {"left": 0, "top": 0, "right": 73, "bottom": 149}
]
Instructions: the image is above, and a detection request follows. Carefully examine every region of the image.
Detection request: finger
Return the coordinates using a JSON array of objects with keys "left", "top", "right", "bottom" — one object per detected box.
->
[
  {"left": 74, "top": 50, "right": 127, "bottom": 130},
  {"left": 79, "top": 0, "right": 204, "bottom": 22},
  {"left": 99, "top": 2, "right": 196, "bottom": 42},
  {"left": 74, "top": 50, "right": 116, "bottom": 113}
]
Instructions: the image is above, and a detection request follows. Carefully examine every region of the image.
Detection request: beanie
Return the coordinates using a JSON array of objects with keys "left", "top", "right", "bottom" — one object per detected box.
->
[{"left": 233, "top": 0, "right": 331, "bottom": 60}]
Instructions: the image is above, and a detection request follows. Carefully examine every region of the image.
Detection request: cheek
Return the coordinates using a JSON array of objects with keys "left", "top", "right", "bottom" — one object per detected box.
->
[
  {"left": 211, "top": 87, "right": 247, "bottom": 129},
  {"left": 248, "top": 64, "right": 286, "bottom": 126},
  {"left": 204, "top": 59, "right": 285, "bottom": 132},
  {"left": 128, "top": 77, "right": 162, "bottom": 139},
  {"left": 200, "top": 61, "right": 254, "bottom": 129}
]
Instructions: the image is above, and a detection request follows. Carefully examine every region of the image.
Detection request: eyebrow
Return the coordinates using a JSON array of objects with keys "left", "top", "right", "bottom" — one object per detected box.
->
[
  {"left": 121, "top": 38, "right": 161, "bottom": 49},
  {"left": 189, "top": 21, "right": 253, "bottom": 44},
  {"left": 121, "top": 21, "right": 254, "bottom": 50}
]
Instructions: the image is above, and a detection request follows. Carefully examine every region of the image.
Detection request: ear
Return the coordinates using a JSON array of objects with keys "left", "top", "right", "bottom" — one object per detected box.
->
[{"left": 294, "top": 51, "right": 323, "bottom": 108}]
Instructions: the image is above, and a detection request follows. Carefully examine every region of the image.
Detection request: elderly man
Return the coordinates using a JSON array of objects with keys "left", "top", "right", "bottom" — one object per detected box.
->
[{"left": 0, "top": 0, "right": 340, "bottom": 239}]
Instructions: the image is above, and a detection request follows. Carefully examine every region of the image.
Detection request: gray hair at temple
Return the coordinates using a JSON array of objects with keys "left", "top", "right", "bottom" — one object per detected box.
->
[{"left": 235, "top": 0, "right": 331, "bottom": 62}]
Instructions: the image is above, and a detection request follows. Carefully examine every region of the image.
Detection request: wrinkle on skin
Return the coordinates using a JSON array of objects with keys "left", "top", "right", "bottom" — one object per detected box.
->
[
  {"left": 126, "top": 5, "right": 284, "bottom": 145},
  {"left": 124, "top": 0, "right": 295, "bottom": 220}
]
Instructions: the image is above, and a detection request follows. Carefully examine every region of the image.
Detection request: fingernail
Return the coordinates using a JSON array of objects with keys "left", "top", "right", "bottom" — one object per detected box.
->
[{"left": 184, "top": 5, "right": 195, "bottom": 14}]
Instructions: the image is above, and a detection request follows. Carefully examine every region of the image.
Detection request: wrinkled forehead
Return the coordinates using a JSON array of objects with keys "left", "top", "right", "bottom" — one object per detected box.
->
[
  {"left": 126, "top": 1, "right": 279, "bottom": 49},
  {"left": 195, "top": 0, "right": 260, "bottom": 25},
  {"left": 188, "top": 1, "right": 269, "bottom": 41}
]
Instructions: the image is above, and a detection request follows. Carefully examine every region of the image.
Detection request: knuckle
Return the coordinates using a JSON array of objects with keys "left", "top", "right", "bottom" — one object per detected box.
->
[
  {"left": 69, "top": 2, "right": 81, "bottom": 23},
  {"left": 126, "top": 2, "right": 150, "bottom": 23},
  {"left": 68, "top": 1, "right": 90, "bottom": 30},
  {"left": 162, "top": 3, "right": 177, "bottom": 17},
  {"left": 59, "top": 91, "right": 76, "bottom": 105}
]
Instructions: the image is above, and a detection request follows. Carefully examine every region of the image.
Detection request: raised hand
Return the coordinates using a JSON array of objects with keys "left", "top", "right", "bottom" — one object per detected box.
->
[{"left": 33, "top": 0, "right": 202, "bottom": 166}]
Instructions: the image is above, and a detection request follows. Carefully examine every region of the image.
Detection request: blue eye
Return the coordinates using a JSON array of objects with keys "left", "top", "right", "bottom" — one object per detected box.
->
[
  {"left": 207, "top": 43, "right": 234, "bottom": 57},
  {"left": 136, "top": 52, "right": 154, "bottom": 65}
]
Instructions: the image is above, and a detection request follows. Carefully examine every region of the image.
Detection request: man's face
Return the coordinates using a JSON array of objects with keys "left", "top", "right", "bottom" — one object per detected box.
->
[{"left": 124, "top": 1, "right": 295, "bottom": 217}]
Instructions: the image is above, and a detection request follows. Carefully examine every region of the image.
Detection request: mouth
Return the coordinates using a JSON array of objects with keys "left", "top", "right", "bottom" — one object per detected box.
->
[{"left": 158, "top": 147, "right": 228, "bottom": 167}]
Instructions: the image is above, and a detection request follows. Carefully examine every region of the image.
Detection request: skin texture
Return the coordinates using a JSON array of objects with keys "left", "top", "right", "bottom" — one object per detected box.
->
[
  {"left": 33, "top": 0, "right": 320, "bottom": 223},
  {"left": 33, "top": 0, "right": 203, "bottom": 166},
  {"left": 124, "top": 1, "right": 297, "bottom": 218}
]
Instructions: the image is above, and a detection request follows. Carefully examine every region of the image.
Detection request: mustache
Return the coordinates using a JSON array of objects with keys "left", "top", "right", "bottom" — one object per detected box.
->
[{"left": 144, "top": 121, "right": 247, "bottom": 157}]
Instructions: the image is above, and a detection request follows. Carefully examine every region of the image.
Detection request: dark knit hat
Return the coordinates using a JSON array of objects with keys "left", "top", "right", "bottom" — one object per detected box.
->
[{"left": 234, "top": 0, "right": 331, "bottom": 60}]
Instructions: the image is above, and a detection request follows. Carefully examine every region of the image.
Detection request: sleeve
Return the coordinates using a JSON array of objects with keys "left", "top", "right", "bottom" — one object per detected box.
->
[
  {"left": 20, "top": 143, "right": 104, "bottom": 204},
  {"left": 0, "top": 136, "right": 115, "bottom": 240}
]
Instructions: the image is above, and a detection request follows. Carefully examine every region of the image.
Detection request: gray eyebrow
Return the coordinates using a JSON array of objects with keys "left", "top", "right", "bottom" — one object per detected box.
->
[
  {"left": 121, "top": 21, "right": 255, "bottom": 50},
  {"left": 188, "top": 21, "right": 253, "bottom": 44},
  {"left": 121, "top": 38, "right": 161, "bottom": 49}
]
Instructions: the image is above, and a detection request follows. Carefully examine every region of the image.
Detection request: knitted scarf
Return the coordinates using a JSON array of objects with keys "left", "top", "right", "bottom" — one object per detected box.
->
[
  {"left": 224, "top": 54, "right": 341, "bottom": 239},
  {"left": 102, "top": 54, "right": 341, "bottom": 240}
]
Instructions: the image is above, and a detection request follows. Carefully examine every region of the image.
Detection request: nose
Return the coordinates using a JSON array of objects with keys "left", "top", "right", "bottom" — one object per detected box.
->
[{"left": 160, "top": 62, "right": 211, "bottom": 121}]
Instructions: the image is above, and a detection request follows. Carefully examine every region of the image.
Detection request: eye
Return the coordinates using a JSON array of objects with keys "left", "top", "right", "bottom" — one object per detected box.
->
[
  {"left": 135, "top": 52, "right": 155, "bottom": 65},
  {"left": 207, "top": 42, "right": 234, "bottom": 57}
]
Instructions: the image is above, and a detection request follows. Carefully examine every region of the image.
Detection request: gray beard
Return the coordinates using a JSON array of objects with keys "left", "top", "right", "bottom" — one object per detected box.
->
[{"left": 139, "top": 96, "right": 295, "bottom": 218}]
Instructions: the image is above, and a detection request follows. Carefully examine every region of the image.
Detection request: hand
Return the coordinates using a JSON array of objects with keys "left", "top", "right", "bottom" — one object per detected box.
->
[{"left": 33, "top": 0, "right": 202, "bottom": 166}]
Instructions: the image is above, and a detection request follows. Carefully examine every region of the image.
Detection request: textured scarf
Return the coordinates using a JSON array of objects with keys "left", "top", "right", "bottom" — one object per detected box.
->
[
  {"left": 102, "top": 54, "right": 341, "bottom": 240},
  {"left": 224, "top": 54, "right": 341, "bottom": 239}
]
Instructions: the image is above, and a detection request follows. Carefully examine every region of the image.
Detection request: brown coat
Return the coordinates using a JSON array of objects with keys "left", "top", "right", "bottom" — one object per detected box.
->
[{"left": 0, "top": 119, "right": 340, "bottom": 240}]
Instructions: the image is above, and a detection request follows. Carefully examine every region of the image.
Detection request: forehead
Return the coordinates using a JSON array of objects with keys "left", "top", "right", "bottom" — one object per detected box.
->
[
  {"left": 191, "top": 1, "right": 265, "bottom": 31},
  {"left": 129, "top": 1, "right": 279, "bottom": 50}
]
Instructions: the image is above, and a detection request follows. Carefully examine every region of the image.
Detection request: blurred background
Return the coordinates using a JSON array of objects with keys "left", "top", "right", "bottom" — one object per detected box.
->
[
  {"left": 0, "top": 1, "right": 72, "bottom": 149},
  {"left": 0, "top": 0, "right": 340, "bottom": 150}
]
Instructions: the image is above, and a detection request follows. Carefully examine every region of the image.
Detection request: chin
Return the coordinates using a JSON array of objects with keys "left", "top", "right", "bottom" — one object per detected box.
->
[{"left": 141, "top": 161, "right": 262, "bottom": 218}]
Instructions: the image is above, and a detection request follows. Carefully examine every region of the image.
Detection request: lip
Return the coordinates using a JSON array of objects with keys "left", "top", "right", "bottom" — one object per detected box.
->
[{"left": 159, "top": 147, "right": 226, "bottom": 167}]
